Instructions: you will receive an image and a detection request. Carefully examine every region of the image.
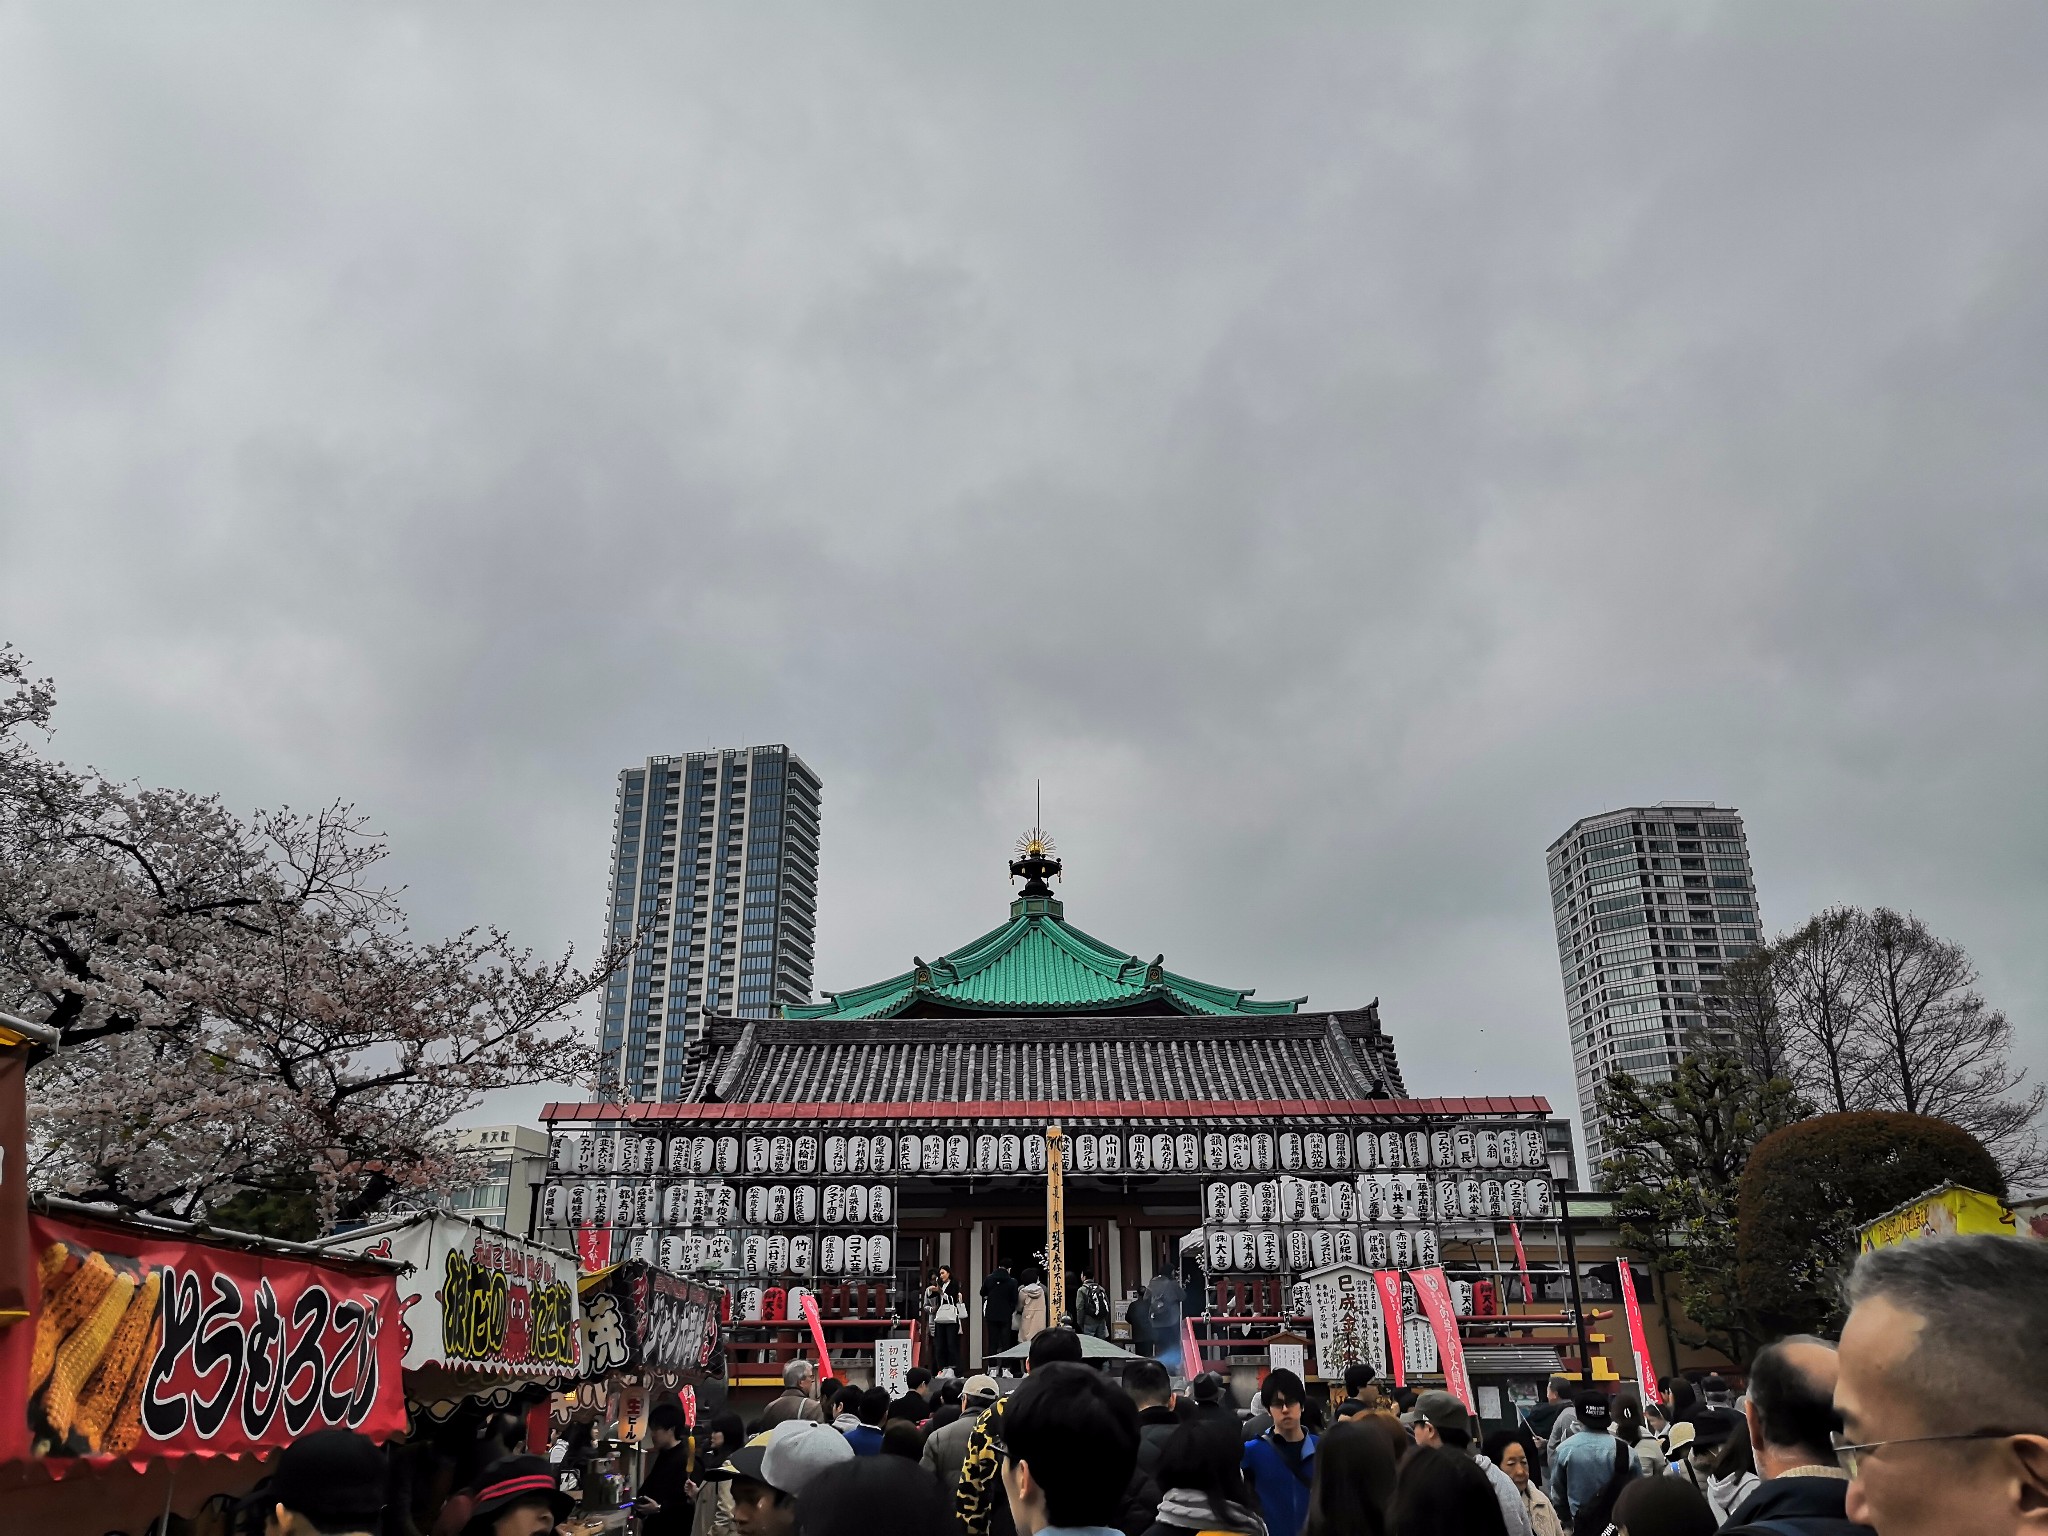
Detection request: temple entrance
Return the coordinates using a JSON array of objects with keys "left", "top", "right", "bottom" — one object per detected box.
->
[{"left": 988, "top": 1221, "right": 1101, "bottom": 1290}]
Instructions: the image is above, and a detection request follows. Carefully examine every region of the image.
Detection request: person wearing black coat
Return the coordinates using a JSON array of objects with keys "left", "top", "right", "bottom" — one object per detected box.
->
[{"left": 981, "top": 1264, "right": 1020, "bottom": 1357}]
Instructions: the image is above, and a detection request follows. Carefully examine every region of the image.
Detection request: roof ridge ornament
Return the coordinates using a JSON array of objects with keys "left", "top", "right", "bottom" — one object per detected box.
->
[{"left": 1009, "top": 819, "right": 1062, "bottom": 899}]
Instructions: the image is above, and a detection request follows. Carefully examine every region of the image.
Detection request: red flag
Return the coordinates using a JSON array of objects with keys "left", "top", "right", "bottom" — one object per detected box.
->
[
  {"left": 1615, "top": 1260, "right": 1660, "bottom": 1406},
  {"left": 799, "top": 1290, "right": 835, "bottom": 1380},
  {"left": 1181, "top": 1314, "right": 1203, "bottom": 1381},
  {"left": 576, "top": 1224, "right": 613, "bottom": 1271},
  {"left": 680, "top": 1385, "right": 698, "bottom": 1427},
  {"left": 1509, "top": 1221, "right": 1534, "bottom": 1306},
  {"left": 1372, "top": 1270, "right": 1406, "bottom": 1389},
  {"left": 1408, "top": 1267, "right": 1475, "bottom": 1413}
]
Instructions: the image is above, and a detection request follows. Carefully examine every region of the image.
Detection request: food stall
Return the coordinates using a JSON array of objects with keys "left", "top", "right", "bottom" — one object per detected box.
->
[
  {"left": 571, "top": 1260, "right": 725, "bottom": 1528},
  {"left": 0, "top": 1010, "right": 414, "bottom": 1534},
  {"left": 318, "top": 1207, "right": 585, "bottom": 1525},
  {"left": 3, "top": 1199, "right": 408, "bottom": 1533}
]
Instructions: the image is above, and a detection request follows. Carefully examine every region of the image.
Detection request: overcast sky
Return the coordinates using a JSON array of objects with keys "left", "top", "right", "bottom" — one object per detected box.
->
[{"left": 5, "top": 7, "right": 2046, "bottom": 1151}]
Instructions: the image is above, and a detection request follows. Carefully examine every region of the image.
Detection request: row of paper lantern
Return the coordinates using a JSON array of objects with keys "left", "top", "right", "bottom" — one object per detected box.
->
[
  {"left": 1203, "top": 1174, "right": 1556, "bottom": 1227},
  {"left": 731, "top": 1232, "right": 892, "bottom": 1276},
  {"left": 740, "top": 1184, "right": 894, "bottom": 1227},
  {"left": 737, "top": 1286, "right": 815, "bottom": 1327},
  {"left": 1205, "top": 1226, "right": 1444, "bottom": 1274},
  {"left": 545, "top": 1180, "right": 898, "bottom": 1230},
  {"left": 550, "top": 1123, "right": 1555, "bottom": 1179}
]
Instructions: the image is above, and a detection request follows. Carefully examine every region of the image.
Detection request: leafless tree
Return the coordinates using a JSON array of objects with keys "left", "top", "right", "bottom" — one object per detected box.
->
[
  {"left": 1774, "top": 907, "right": 1867, "bottom": 1114},
  {"left": 1698, "top": 941, "right": 1795, "bottom": 1089},
  {"left": 1851, "top": 907, "right": 2044, "bottom": 1180}
]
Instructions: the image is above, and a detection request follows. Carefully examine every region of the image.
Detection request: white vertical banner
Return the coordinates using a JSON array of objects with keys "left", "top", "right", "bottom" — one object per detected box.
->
[{"left": 875, "top": 1337, "right": 914, "bottom": 1398}]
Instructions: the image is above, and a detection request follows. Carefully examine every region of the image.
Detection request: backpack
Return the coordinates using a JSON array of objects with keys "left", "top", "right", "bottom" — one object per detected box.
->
[{"left": 1571, "top": 1438, "right": 1634, "bottom": 1536}]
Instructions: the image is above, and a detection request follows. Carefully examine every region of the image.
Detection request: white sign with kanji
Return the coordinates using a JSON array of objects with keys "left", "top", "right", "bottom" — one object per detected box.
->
[
  {"left": 875, "top": 1337, "right": 914, "bottom": 1398},
  {"left": 1304, "top": 1262, "right": 1385, "bottom": 1380}
]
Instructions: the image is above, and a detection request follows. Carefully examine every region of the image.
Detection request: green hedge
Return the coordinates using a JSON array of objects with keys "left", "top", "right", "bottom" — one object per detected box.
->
[{"left": 1735, "top": 1112, "right": 2003, "bottom": 1338}]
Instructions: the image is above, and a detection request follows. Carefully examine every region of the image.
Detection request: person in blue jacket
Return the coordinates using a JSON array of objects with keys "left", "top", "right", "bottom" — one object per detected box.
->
[{"left": 1241, "top": 1368, "right": 1317, "bottom": 1536}]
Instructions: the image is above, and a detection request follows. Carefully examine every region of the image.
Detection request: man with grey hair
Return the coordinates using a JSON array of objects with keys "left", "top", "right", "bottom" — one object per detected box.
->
[
  {"left": 1722, "top": 1336, "right": 1870, "bottom": 1536},
  {"left": 1835, "top": 1234, "right": 2048, "bottom": 1536},
  {"left": 757, "top": 1356, "right": 828, "bottom": 1428}
]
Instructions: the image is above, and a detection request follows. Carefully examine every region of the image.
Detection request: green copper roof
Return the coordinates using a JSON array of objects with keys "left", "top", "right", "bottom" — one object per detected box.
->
[{"left": 784, "top": 889, "right": 1306, "bottom": 1020}]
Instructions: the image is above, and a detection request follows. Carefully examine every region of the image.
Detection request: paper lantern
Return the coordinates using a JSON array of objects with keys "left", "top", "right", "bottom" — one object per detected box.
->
[
  {"left": 746, "top": 1137, "right": 770, "bottom": 1174},
  {"left": 789, "top": 1235, "right": 813, "bottom": 1273},
  {"left": 716, "top": 1138, "right": 740, "bottom": 1174},
  {"left": 768, "top": 1185, "right": 790, "bottom": 1225},
  {"left": 899, "top": 1135, "right": 923, "bottom": 1173},
  {"left": 1177, "top": 1134, "right": 1200, "bottom": 1172},
  {"left": 924, "top": 1135, "right": 946, "bottom": 1172},
  {"left": 771, "top": 1136, "right": 793, "bottom": 1175},
  {"left": 825, "top": 1137, "right": 848, "bottom": 1175},
  {"left": 792, "top": 1185, "right": 816, "bottom": 1224},
  {"left": 847, "top": 1136, "right": 869, "bottom": 1176},
  {"left": 1280, "top": 1133, "right": 1303, "bottom": 1170},
  {"left": 794, "top": 1137, "right": 819, "bottom": 1174},
  {"left": 1024, "top": 1135, "right": 1047, "bottom": 1174},
  {"left": 1205, "top": 1133, "right": 1229, "bottom": 1170}
]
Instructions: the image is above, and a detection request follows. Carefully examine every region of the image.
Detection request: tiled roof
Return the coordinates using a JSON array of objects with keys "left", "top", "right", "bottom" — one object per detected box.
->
[
  {"left": 539, "top": 1094, "right": 1555, "bottom": 1125},
  {"left": 681, "top": 1008, "right": 1403, "bottom": 1106},
  {"left": 783, "top": 893, "right": 1304, "bottom": 1020}
]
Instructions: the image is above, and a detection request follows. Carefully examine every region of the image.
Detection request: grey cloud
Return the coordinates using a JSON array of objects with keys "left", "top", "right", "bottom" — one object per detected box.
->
[{"left": 2, "top": 6, "right": 2045, "bottom": 1138}]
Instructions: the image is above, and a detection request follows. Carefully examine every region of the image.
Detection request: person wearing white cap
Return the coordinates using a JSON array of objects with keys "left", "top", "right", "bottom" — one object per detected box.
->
[{"left": 709, "top": 1420, "right": 855, "bottom": 1536}]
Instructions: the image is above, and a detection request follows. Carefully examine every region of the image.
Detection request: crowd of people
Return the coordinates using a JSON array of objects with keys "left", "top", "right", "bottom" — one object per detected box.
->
[{"left": 230, "top": 1234, "right": 2044, "bottom": 1536}]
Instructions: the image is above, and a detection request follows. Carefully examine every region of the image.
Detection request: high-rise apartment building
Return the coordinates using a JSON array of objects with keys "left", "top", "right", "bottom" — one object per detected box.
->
[
  {"left": 598, "top": 746, "right": 821, "bottom": 1102},
  {"left": 1545, "top": 802, "right": 1760, "bottom": 1168}
]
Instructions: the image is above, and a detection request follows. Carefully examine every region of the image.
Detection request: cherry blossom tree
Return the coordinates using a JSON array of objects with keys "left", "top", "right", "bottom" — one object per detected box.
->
[{"left": 1, "top": 646, "right": 616, "bottom": 1230}]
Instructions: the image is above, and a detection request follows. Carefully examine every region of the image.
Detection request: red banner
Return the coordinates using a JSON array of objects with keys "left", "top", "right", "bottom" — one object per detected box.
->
[
  {"left": 797, "top": 1291, "right": 833, "bottom": 1380},
  {"left": 18, "top": 1211, "right": 406, "bottom": 1463},
  {"left": 575, "top": 1225, "right": 613, "bottom": 1273},
  {"left": 1407, "top": 1267, "right": 1474, "bottom": 1413},
  {"left": 1508, "top": 1221, "right": 1534, "bottom": 1306},
  {"left": 1371, "top": 1270, "right": 1406, "bottom": 1389},
  {"left": 1180, "top": 1314, "right": 1202, "bottom": 1381},
  {"left": 1615, "top": 1260, "right": 1659, "bottom": 1406}
]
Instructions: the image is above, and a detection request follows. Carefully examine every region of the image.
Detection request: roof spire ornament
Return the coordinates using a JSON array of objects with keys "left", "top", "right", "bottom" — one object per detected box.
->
[{"left": 1009, "top": 782, "right": 1062, "bottom": 897}]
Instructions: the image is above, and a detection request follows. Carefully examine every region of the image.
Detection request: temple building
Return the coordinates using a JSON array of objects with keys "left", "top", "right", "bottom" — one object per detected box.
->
[{"left": 539, "top": 833, "right": 1577, "bottom": 1380}]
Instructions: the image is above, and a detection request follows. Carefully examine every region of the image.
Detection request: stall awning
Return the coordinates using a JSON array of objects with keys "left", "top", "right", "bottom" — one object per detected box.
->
[
  {"left": 9, "top": 1199, "right": 408, "bottom": 1467},
  {"left": 315, "top": 1211, "right": 583, "bottom": 1379}
]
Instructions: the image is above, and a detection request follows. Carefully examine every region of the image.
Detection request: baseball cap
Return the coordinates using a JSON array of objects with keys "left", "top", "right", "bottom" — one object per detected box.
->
[
  {"left": 1400, "top": 1390, "right": 1473, "bottom": 1438},
  {"left": 260, "top": 1429, "right": 386, "bottom": 1529},
  {"left": 716, "top": 1419, "right": 853, "bottom": 1496},
  {"left": 961, "top": 1374, "right": 1000, "bottom": 1404}
]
